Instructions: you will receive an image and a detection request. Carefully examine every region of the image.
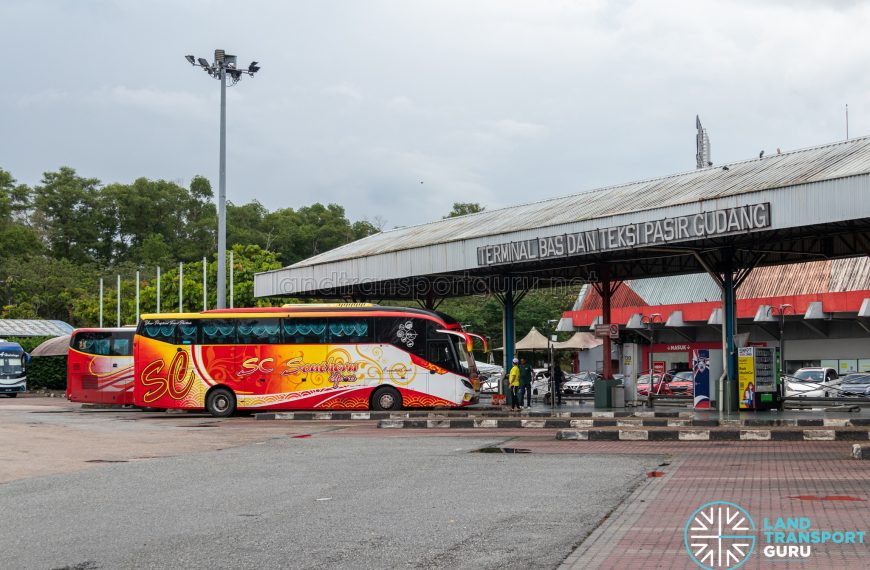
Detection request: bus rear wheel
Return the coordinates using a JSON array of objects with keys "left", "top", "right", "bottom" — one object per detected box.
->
[
  {"left": 205, "top": 387, "right": 236, "bottom": 417},
  {"left": 371, "top": 387, "right": 402, "bottom": 411}
]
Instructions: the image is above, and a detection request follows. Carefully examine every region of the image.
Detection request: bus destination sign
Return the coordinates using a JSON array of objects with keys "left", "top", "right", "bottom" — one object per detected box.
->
[{"left": 476, "top": 203, "right": 771, "bottom": 267}]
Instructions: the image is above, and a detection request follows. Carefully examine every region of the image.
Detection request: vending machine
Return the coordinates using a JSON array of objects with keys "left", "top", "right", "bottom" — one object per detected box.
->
[{"left": 738, "top": 347, "right": 780, "bottom": 410}]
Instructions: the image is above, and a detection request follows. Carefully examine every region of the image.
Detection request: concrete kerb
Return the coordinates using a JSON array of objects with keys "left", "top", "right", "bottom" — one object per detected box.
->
[{"left": 851, "top": 444, "right": 869, "bottom": 459}]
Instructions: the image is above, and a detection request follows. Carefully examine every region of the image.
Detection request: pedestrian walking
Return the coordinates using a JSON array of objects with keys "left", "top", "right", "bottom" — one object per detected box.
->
[
  {"left": 509, "top": 357, "right": 521, "bottom": 410},
  {"left": 519, "top": 357, "right": 533, "bottom": 409}
]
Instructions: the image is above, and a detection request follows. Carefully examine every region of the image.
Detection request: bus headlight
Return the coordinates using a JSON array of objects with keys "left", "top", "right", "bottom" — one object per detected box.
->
[{"left": 461, "top": 379, "right": 473, "bottom": 390}]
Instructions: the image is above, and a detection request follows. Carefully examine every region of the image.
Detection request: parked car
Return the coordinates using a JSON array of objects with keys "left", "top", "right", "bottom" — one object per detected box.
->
[
  {"left": 783, "top": 367, "right": 838, "bottom": 398},
  {"left": 635, "top": 374, "right": 672, "bottom": 396},
  {"left": 475, "top": 361, "right": 504, "bottom": 394},
  {"left": 829, "top": 373, "right": 870, "bottom": 397},
  {"left": 563, "top": 371, "right": 598, "bottom": 395},
  {"left": 531, "top": 368, "right": 550, "bottom": 396},
  {"left": 667, "top": 371, "right": 694, "bottom": 395}
]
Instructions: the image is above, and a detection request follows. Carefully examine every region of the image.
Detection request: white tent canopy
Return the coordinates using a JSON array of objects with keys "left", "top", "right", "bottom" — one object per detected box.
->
[
  {"left": 514, "top": 327, "right": 551, "bottom": 351},
  {"left": 553, "top": 332, "right": 602, "bottom": 351}
]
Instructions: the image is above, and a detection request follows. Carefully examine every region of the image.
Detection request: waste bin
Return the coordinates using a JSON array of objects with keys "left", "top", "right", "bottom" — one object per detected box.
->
[
  {"left": 594, "top": 378, "right": 613, "bottom": 409},
  {"left": 611, "top": 382, "right": 625, "bottom": 408}
]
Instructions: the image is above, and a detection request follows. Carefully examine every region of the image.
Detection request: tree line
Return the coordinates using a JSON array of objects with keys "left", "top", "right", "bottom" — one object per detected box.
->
[{"left": 1, "top": 166, "right": 575, "bottom": 349}]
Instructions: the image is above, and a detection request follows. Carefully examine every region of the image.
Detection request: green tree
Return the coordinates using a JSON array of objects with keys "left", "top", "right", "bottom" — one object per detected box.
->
[
  {"left": 0, "top": 169, "right": 41, "bottom": 255},
  {"left": 32, "top": 167, "right": 104, "bottom": 263},
  {"left": 444, "top": 202, "right": 485, "bottom": 218}
]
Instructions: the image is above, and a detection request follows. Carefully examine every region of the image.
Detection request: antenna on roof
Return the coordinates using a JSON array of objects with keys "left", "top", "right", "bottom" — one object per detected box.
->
[
  {"left": 846, "top": 103, "right": 849, "bottom": 140},
  {"left": 696, "top": 115, "right": 711, "bottom": 168}
]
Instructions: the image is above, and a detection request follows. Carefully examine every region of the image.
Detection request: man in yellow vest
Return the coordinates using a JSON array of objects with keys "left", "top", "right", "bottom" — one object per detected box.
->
[{"left": 509, "top": 357, "right": 521, "bottom": 410}]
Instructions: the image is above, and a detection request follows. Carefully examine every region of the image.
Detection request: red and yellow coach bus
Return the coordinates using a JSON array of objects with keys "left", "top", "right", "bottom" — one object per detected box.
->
[
  {"left": 67, "top": 328, "right": 135, "bottom": 404},
  {"left": 133, "top": 304, "right": 481, "bottom": 417}
]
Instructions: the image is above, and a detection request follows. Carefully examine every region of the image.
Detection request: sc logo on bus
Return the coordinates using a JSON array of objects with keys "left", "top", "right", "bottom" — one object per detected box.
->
[{"left": 238, "top": 358, "right": 275, "bottom": 377}]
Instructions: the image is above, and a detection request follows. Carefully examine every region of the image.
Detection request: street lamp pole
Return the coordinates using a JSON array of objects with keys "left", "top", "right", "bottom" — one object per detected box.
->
[
  {"left": 642, "top": 313, "right": 663, "bottom": 405},
  {"left": 767, "top": 303, "right": 794, "bottom": 375},
  {"left": 185, "top": 51, "right": 260, "bottom": 309}
]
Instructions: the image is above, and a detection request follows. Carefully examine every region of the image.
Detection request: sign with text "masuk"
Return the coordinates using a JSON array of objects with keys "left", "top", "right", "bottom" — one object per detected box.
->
[{"left": 476, "top": 203, "right": 771, "bottom": 267}]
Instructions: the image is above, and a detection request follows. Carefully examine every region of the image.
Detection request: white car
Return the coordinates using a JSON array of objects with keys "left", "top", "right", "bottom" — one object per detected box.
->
[
  {"left": 475, "top": 361, "right": 504, "bottom": 393},
  {"left": 783, "top": 367, "right": 838, "bottom": 398},
  {"left": 562, "top": 371, "right": 598, "bottom": 395}
]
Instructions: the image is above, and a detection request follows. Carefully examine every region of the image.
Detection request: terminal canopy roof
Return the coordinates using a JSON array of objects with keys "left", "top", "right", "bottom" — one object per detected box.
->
[
  {"left": 256, "top": 137, "right": 870, "bottom": 300},
  {"left": 0, "top": 319, "right": 74, "bottom": 338}
]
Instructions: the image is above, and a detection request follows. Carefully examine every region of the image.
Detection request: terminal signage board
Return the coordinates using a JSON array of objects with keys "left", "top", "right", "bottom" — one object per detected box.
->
[
  {"left": 476, "top": 203, "right": 771, "bottom": 267},
  {"left": 594, "top": 324, "right": 619, "bottom": 339}
]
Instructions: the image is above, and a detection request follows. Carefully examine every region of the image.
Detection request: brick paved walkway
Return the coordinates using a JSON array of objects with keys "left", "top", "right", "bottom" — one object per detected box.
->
[{"left": 531, "top": 441, "right": 869, "bottom": 570}]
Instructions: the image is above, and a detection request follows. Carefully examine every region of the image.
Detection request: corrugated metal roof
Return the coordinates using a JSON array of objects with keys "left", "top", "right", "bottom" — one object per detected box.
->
[
  {"left": 574, "top": 259, "right": 870, "bottom": 311},
  {"left": 627, "top": 274, "right": 721, "bottom": 305},
  {"left": 289, "top": 136, "right": 870, "bottom": 269},
  {"left": 0, "top": 320, "right": 74, "bottom": 338}
]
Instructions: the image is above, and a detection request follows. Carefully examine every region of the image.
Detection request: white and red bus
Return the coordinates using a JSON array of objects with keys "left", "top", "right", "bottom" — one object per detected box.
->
[
  {"left": 67, "top": 328, "right": 135, "bottom": 404},
  {"left": 133, "top": 304, "right": 481, "bottom": 417}
]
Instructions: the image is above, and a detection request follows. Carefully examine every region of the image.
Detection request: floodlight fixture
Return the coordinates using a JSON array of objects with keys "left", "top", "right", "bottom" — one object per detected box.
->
[{"left": 184, "top": 49, "right": 260, "bottom": 309}]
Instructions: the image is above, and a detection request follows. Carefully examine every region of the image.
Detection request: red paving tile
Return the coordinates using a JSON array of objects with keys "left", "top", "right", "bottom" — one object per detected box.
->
[{"left": 319, "top": 426, "right": 869, "bottom": 569}]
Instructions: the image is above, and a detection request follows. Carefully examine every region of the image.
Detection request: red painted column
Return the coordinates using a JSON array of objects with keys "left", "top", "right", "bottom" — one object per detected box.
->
[{"left": 601, "top": 265, "right": 612, "bottom": 380}]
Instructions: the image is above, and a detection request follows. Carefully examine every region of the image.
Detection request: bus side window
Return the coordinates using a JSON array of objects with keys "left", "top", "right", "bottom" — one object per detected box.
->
[
  {"left": 201, "top": 319, "right": 236, "bottom": 345},
  {"left": 426, "top": 340, "right": 453, "bottom": 370},
  {"left": 237, "top": 318, "right": 281, "bottom": 344},
  {"left": 377, "top": 317, "right": 426, "bottom": 357},
  {"left": 328, "top": 318, "right": 372, "bottom": 343},
  {"left": 141, "top": 321, "right": 177, "bottom": 344},
  {"left": 281, "top": 319, "right": 328, "bottom": 344},
  {"left": 177, "top": 322, "right": 198, "bottom": 345},
  {"left": 111, "top": 337, "right": 130, "bottom": 356}
]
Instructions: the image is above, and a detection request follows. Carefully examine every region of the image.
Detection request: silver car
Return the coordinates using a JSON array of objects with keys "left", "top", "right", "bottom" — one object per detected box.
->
[{"left": 783, "top": 367, "right": 837, "bottom": 398}]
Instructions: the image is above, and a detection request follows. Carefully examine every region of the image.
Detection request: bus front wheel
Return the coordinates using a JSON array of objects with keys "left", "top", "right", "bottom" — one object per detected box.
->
[
  {"left": 205, "top": 387, "right": 236, "bottom": 417},
  {"left": 371, "top": 387, "right": 402, "bottom": 411}
]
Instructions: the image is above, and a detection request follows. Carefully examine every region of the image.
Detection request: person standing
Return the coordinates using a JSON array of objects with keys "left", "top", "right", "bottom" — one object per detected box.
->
[
  {"left": 519, "top": 358, "right": 534, "bottom": 409},
  {"left": 552, "top": 362, "right": 564, "bottom": 406},
  {"left": 508, "top": 357, "right": 521, "bottom": 410}
]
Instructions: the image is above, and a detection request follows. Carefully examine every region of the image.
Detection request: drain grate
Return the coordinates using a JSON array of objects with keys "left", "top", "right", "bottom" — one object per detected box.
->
[{"left": 473, "top": 447, "right": 531, "bottom": 454}]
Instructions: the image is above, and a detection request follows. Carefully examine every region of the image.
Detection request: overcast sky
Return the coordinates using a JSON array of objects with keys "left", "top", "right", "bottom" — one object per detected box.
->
[{"left": 3, "top": 0, "right": 868, "bottom": 228}]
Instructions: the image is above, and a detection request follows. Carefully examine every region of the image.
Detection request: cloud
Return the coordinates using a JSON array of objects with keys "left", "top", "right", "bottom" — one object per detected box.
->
[{"left": 89, "top": 85, "right": 217, "bottom": 120}]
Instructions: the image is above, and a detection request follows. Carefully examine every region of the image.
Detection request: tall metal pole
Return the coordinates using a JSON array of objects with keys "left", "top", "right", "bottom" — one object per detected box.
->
[
  {"left": 99, "top": 278, "right": 103, "bottom": 328},
  {"left": 229, "top": 249, "right": 234, "bottom": 309},
  {"left": 116, "top": 274, "right": 121, "bottom": 327},
  {"left": 179, "top": 262, "right": 183, "bottom": 313},
  {"left": 217, "top": 66, "right": 227, "bottom": 309},
  {"left": 135, "top": 270, "right": 140, "bottom": 323},
  {"left": 203, "top": 256, "right": 208, "bottom": 311},
  {"left": 156, "top": 266, "right": 161, "bottom": 313}
]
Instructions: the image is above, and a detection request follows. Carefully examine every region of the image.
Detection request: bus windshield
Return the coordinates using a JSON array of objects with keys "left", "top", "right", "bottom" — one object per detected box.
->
[
  {"left": 0, "top": 355, "right": 24, "bottom": 376},
  {"left": 453, "top": 337, "right": 476, "bottom": 375}
]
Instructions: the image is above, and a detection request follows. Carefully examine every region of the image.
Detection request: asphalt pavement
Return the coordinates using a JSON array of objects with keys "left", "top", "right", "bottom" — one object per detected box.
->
[{"left": 0, "top": 435, "right": 658, "bottom": 570}]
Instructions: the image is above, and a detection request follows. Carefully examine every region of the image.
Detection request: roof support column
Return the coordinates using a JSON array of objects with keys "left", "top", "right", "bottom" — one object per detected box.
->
[
  {"left": 600, "top": 265, "right": 613, "bottom": 381},
  {"left": 723, "top": 257, "right": 738, "bottom": 413},
  {"left": 492, "top": 275, "right": 528, "bottom": 399},
  {"left": 502, "top": 279, "right": 516, "bottom": 398},
  {"left": 591, "top": 265, "right": 621, "bottom": 381}
]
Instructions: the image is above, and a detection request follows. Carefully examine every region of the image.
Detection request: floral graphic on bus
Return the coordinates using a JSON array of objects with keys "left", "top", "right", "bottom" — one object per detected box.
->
[{"left": 396, "top": 320, "right": 417, "bottom": 348}]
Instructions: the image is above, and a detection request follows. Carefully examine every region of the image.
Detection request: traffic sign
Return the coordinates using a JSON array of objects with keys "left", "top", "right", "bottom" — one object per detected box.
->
[{"left": 595, "top": 324, "right": 620, "bottom": 339}]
